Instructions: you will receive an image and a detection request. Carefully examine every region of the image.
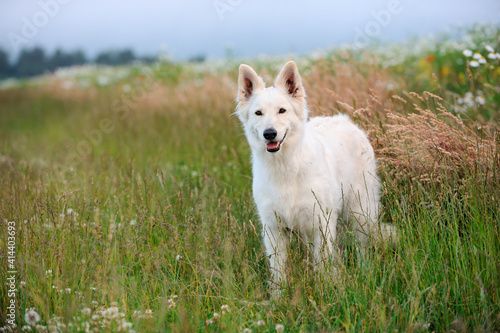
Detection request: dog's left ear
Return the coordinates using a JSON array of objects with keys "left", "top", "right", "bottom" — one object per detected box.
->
[{"left": 275, "top": 61, "right": 305, "bottom": 98}]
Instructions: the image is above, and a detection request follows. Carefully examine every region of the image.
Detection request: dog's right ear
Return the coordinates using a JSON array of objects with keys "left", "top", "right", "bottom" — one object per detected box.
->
[{"left": 237, "top": 64, "right": 265, "bottom": 103}]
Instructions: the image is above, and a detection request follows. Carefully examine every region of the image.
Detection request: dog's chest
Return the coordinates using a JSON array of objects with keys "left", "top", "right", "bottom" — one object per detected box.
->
[{"left": 253, "top": 170, "right": 333, "bottom": 230}]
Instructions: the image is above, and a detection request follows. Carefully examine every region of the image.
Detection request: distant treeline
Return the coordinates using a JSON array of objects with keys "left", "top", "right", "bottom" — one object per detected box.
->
[{"left": 0, "top": 47, "right": 160, "bottom": 79}]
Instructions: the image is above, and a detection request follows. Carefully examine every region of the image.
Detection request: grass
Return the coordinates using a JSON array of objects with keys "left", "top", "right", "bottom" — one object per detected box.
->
[{"left": 1, "top": 25, "right": 499, "bottom": 332}]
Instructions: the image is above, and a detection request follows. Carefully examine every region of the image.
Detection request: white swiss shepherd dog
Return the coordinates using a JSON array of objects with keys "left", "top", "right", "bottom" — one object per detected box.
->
[{"left": 236, "top": 61, "right": 394, "bottom": 287}]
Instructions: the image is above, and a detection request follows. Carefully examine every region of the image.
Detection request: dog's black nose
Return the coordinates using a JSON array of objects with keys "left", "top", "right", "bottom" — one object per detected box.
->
[{"left": 263, "top": 128, "right": 277, "bottom": 140}]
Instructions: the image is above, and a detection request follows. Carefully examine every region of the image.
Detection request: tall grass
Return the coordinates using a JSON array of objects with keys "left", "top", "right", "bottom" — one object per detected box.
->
[{"left": 1, "top": 30, "right": 499, "bottom": 332}]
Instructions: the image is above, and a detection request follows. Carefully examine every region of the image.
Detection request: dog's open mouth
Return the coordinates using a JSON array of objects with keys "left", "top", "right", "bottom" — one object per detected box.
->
[{"left": 266, "top": 131, "right": 287, "bottom": 153}]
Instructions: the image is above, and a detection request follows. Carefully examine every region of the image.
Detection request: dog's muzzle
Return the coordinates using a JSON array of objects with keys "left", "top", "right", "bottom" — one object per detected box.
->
[{"left": 265, "top": 130, "right": 287, "bottom": 153}]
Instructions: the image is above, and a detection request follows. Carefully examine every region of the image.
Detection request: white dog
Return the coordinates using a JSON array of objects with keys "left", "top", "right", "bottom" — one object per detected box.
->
[{"left": 236, "top": 61, "right": 392, "bottom": 286}]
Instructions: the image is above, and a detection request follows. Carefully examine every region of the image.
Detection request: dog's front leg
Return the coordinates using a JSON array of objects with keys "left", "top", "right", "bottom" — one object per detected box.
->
[
  {"left": 263, "top": 224, "right": 289, "bottom": 291},
  {"left": 312, "top": 215, "right": 337, "bottom": 270}
]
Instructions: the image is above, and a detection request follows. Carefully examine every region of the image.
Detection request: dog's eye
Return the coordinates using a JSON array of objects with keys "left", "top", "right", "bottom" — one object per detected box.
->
[
  {"left": 279, "top": 108, "right": 287, "bottom": 114},
  {"left": 255, "top": 110, "right": 263, "bottom": 116}
]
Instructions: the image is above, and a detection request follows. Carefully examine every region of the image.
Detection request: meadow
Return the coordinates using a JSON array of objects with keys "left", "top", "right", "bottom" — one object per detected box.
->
[{"left": 1, "top": 25, "right": 499, "bottom": 332}]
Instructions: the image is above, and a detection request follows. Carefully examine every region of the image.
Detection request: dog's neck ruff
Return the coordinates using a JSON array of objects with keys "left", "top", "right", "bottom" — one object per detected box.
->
[{"left": 252, "top": 129, "right": 308, "bottom": 180}]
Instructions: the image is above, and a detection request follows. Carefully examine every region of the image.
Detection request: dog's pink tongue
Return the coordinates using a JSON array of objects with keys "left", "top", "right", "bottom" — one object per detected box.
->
[{"left": 266, "top": 142, "right": 279, "bottom": 150}]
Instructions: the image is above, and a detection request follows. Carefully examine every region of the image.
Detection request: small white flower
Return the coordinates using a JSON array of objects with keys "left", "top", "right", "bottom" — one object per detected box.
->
[
  {"left": 65, "top": 288, "right": 71, "bottom": 294},
  {"left": 221, "top": 304, "right": 229, "bottom": 314},
  {"left": 257, "top": 320, "right": 265, "bottom": 326},
  {"left": 488, "top": 52, "right": 497, "bottom": 59},
  {"left": 206, "top": 319, "right": 214, "bottom": 325},
  {"left": 20, "top": 281, "right": 26, "bottom": 287},
  {"left": 243, "top": 328, "right": 252, "bottom": 333},
  {"left": 462, "top": 49, "right": 472, "bottom": 57},
  {"left": 473, "top": 52, "right": 482, "bottom": 60},
  {"left": 176, "top": 254, "right": 182, "bottom": 261},
  {"left": 475, "top": 96, "right": 485, "bottom": 105},
  {"left": 213, "top": 312, "right": 220, "bottom": 320},
  {"left": 81, "top": 308, "right": 91, "bottom": 316},
  {"left": 478, "top": 57, "right": 487, "bottom": 64},
  {"left": 45, "top": 270, "right": 52, "bottom": 277},
  {"left": 275, "top": 324, "right": 285, "bottom": 332},
  {"left": 129, "top": 219, "right": 137, "bottom": 226},
  {"left": 25, "top": 309, "right": 41, "bottom": 326},
  {"left": 469, "top": 60, "right": 479, "bottom": 67},
  {"left": 485, "top": 45, "right": 494, "bottom": 53},
  {"left": 22, "top": 325, "right": 32, "bottom": 332},
  {"left": 167, "top": 296, "right": 177, "bottom": 310}
]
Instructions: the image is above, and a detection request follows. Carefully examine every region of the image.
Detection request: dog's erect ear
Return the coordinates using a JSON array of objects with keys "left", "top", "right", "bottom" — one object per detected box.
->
[
  {"left": 275, "top": 61, "right": 305, "bottom": 98},
  {"left": 237, "top": 64, "right": 265, "bottom": 103}
]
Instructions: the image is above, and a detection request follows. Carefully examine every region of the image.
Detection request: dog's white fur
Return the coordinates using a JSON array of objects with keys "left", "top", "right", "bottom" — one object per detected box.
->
[{"left": 236, "top": 61, "right": 390, "bottom": 286}]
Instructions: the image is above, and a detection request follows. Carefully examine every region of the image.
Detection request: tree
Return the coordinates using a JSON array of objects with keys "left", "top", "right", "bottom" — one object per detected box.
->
[
  {"left": 47, "top": 48, "right": 87, "bottom": 71},
  {"left": 95, "top": 49, "right": 136, "bottom": 66},
  {"left": 15, "top": 47, "right": 47, "bottom": 77},
  {"left": 0, "top": 48, "right": 12, "bottom": 78}
]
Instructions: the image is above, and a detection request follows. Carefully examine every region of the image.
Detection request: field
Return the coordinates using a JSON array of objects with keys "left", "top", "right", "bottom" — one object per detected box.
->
[{"left": 1, "top": 25, "right": 500, "bottom": 332}]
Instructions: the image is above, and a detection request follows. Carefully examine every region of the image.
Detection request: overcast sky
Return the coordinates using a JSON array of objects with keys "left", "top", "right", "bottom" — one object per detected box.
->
[{"left": 1, "top": 0, "right": 499, "bottom": 61}]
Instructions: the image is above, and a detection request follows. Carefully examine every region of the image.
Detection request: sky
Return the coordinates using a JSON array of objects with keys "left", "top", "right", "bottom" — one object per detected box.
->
[{"left": 0, "top": 0, "right": 499, "bottom": 61}]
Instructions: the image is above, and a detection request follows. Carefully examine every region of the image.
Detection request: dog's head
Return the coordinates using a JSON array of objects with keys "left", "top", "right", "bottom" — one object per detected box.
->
[{"left": 235, "top": 61, "right": 308, "bottom": 154}]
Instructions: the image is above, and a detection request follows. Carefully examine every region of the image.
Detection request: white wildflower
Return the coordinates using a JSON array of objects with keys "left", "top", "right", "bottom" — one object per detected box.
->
[
  {"left": 469, "top": 60, "right": 479, "bottom": 67},
  {"left": 243, "top": 328, "right": 252, "bottom": 333},
  {"left": 257, "top": 320, "right": 265, "bottom": 326},
  {"left": 221, "top": 304, "right": 229, "bottom": 314},
  {"left": 462, "top": 49, "right": 472, "bottom": 57},
  {"left": 45, "top": 270, "right": 52, "bottom": 277},
  {"left": 473, "top": 52, "right": 482, "bottom": 60},
  {"left": 488, "top": 52, "right": 497, "bottom": 59},
  {"left": 117, "top": 320, "right": 132, "bottom": 332},
  {"left": 478, "top": 56, "right": 487, "bottom": 64},
  {"left": 485, "top": 45, "right": 494, "bottom": 53},
  {"left": 25, "top": 309, "right": 41, "bottom": 326},
  {"left": 65, "top": 288, "right": 71, "bottom": 294},
  {"left": 206, "top": 319, "right": 214, "bottom": 325},
  {"left": 213, "top": 312, "right": 220, "bottom": 320},
  {"left": 175, "top": 254, "right": 182, "bottom": 261},
  {"left": 81, "top": 308, "right": 91, "bottom": 316},
  {"left": 102, "top": 306, "right": 120, "bottom": 320},
  {"left": 275, "top": 324, "right": 285, "bottom": 332},
  {"left": 167, "top": 295, "right": 177, "bottom": 310},
  {"left": 475, "top": 96, "right": 485, "bottom": 105}
]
